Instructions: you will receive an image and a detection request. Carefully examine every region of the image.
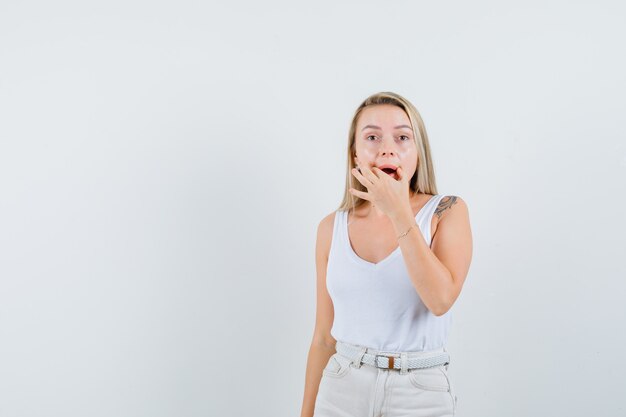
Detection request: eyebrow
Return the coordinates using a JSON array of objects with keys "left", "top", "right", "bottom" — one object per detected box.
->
[{"left": 361, "top": 124, "right": 412, "bottom": 131}]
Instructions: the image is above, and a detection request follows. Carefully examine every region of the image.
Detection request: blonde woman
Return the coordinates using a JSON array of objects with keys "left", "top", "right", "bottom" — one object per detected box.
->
[{"left": 300, "top": 92, "right": 473, "bottom": 417}]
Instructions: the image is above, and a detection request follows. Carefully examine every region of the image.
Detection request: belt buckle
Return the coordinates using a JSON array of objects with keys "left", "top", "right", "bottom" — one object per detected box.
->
[{"left": 373, "top": 354, "right": 396, "bottom": 370}]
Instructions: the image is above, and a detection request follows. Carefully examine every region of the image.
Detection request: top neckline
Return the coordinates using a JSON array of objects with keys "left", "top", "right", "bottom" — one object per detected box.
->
[{"left": 343, "top": 194, "right": 439, "bottom": 268}]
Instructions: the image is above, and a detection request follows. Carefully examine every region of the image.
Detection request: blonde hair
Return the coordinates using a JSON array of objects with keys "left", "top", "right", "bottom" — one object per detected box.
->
[{"left": 337, "top": 91, "right": 438, "bottom": 211}]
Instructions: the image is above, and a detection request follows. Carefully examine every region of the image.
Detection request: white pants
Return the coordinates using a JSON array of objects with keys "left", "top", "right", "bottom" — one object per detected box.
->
[{"left": 313, "top": 341, "right": 458, "bottom": 417}]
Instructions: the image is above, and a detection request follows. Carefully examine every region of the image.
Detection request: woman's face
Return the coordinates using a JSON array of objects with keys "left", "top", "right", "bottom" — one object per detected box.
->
[{"left": 353, "top": 104, "right": 418, "bottom": 182}]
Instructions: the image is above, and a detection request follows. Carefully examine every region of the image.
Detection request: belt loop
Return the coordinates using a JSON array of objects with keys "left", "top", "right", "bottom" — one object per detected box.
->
[
  {"left": 400, "top": 352, "right": 408, "bottom": 375},
  {"left": 353, "top": 346, "right": 367, "bottom": 368}
]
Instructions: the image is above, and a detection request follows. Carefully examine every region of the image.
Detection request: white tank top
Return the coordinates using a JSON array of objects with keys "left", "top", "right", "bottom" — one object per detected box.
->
[{"left": 326, "top": 194, "right": 452, "bottom": 352}]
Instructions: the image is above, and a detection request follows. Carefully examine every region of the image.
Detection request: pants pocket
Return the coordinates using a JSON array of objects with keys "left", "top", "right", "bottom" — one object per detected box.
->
[
  {"left": 322, "top": 353, "right": 352, "bottom": 379},
  {"left": 407, "top": 365, "right": 450, "bottom": 392}
]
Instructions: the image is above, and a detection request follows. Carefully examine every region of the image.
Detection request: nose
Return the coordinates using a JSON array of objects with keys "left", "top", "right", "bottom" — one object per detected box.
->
[{"left": 378, "top": 136, "right": 397, "bottom": 156}]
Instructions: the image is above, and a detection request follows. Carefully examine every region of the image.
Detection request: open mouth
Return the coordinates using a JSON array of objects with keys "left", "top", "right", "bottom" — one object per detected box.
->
[{"left": 380, "top": 167, "right": 398, "bottom": 179}]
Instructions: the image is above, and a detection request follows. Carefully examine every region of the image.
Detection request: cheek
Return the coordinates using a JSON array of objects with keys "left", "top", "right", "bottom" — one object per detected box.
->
[
  {"left": 357, "top": 145, "right": 378, "bottom": 158},
  {"left": 397, "top": 148, "right": 417, "bottom": 163}
]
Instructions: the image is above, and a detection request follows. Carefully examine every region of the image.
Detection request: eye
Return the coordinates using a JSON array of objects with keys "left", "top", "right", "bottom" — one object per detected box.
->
[
  {"left": 366, "top": 135, "right": 377, "bottom": 141},
  {"left": 399, "top": 135, "right": 410, "bottom": 141}
]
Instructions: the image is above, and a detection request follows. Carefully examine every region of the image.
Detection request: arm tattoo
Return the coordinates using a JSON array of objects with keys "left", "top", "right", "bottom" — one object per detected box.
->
[{"left": 434, "top": 195, "right": 458, "bottom": 219}]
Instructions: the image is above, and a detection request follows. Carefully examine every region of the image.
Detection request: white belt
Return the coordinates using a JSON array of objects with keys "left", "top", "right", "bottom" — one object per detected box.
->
[{"left": 336, "top": 341, "right": 450, "bottom": 371}]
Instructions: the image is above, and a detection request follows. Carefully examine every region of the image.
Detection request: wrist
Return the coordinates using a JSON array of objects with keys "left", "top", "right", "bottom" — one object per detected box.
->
[{"left": 390, "top": 208, "right": 416, "bottom": 235}]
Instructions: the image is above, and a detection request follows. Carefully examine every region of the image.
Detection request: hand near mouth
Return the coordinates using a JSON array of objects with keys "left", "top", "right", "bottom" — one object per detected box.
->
[{"left": 349, "top": 165, "right": 411, "bottom": 220}]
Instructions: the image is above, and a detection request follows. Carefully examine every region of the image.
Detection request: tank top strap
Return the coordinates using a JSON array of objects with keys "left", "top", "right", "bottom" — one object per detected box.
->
[
  {"left": 417, "top": 194, "right": 447, "bottom": 247},
  {"left": 427, "top": 194, "right": 447, "bottom": 219},
  {"left": 329, "top": 209, "right": 347, "bottom": 259}
]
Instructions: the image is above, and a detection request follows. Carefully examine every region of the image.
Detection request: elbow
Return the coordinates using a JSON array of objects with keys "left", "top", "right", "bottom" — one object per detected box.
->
[
  {"left": 433, "top": 304, "right": 450, "bottom": 317},
  {"left": 432, "top": 293, "right": 453, "bottom": 317},
  {"left": 432, "top": 272, "right": 457, "bottom": 316}
]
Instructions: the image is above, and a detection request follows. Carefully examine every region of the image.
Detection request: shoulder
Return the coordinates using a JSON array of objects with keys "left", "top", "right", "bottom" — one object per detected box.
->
[
  {"left": 315, "top": 211, "right": 339, "bottom": 261},
  {"left": 434, "top": 195, "right": 469, "bottom": 222},
  {"left": 317, "top": 210, "right": 338, "bottom": 235}
]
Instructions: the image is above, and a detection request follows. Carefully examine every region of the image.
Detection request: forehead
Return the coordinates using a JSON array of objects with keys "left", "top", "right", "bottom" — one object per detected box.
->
[{"left": 356, "top": 104, "right": 411, "bottom": 129}]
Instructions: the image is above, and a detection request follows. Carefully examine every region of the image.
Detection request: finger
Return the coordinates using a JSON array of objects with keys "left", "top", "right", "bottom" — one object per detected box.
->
[
  {"left": 402, "top": 168, "right": 409, "bottom": 185},
  {"left": 352, "top": 168, "right": 372, "bottom": 187},
  {"left": 349, "top": 187, "right": 370, "bottom": 200},
  {"left": 371, "top": 167, "right": 387, "bottom": 180},
  {"left": 363, "top": 165, "right": 381, "bottom": 182}
]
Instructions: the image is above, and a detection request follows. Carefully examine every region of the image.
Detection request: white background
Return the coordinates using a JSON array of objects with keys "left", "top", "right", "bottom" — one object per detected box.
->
[{"left": 1, "top": 1, "right": 625, "bottom": 416}]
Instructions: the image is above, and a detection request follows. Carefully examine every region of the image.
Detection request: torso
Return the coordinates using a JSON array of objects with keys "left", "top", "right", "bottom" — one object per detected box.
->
[{"left": 346, "top": 193, "right": 440, "bottom": 265}]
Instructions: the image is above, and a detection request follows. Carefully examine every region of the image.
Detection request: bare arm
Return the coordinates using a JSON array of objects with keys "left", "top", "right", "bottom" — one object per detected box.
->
[
  {"left": 300, "top": 342, "right": 336, "bottom": 417},
  {"left": 389, "top": 196, "right": 473, "bottom": 316},
  {"left": 300, "top": 213, "right": 338, "bottom": 417}
]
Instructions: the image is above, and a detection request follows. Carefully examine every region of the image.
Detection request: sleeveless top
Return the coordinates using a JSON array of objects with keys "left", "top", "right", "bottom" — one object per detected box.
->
[{"left": 326, "top": 194, "right": 452, "bottom": 352}]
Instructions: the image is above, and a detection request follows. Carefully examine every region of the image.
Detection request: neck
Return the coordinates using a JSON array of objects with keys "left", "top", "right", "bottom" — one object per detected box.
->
[
  {"left": 370, "top": 203, "right": 387, "bottom": 219},
  {"left": 367, "top": 202, "right": 388, "bottom": 220}
]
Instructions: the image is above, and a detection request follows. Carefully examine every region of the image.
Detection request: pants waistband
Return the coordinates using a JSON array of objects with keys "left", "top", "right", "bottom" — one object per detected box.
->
[{"left": 334, "top": 340, "right": 450, "bottom": 374}]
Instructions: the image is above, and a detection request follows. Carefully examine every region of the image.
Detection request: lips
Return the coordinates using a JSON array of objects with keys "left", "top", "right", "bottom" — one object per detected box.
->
[{"left": 376, "top": 164, "right": 399, "bottom": 178}]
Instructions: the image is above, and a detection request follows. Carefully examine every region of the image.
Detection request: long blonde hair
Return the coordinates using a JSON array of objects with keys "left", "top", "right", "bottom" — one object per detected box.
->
[{"left": 337, "top": 91, "right": 438, "bottom": 212}]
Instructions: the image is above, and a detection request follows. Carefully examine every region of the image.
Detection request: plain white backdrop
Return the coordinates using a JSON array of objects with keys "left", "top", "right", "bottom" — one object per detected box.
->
[{"left": 1, "top": 1, "right": 625, "bottom": 416}]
